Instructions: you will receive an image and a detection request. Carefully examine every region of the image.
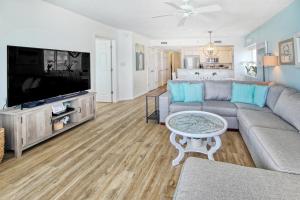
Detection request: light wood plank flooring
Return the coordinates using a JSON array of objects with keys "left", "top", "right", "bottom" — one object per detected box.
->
[{"left": 0, "top": 96, "right": 254, "bottom": 200}]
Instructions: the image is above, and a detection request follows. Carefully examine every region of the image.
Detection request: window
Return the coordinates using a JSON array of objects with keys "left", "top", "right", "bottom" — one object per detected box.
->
[
  {"left": 295, "top": 35, "right": 300, "bottom": 65},
  {"left": 248, "top": 44, "right": 257, "bottom": 63},
  {"left": 243, "top": 44, "right": 258, "bottom": 78}
]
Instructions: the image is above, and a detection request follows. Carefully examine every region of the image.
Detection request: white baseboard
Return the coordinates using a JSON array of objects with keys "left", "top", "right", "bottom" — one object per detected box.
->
[
  {"left": 133, "top": 91, "right": 148, "bottom": 99},
  {"left": 117, "top": 97, "right": 135, "bottom": 101},
  {"left": 116, "top": 90, "right": 149, "bottom": 102}
]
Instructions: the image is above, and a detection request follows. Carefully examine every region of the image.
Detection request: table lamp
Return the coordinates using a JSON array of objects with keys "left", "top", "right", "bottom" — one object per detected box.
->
[{"left": 263, "top": 55, "right": 278, "bottom": 82}]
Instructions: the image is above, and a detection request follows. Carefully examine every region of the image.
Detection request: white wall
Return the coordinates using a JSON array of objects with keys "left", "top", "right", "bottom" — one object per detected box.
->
[
  {"left": 117, "top": 31, "right": 134, "bottom": 100},
  {"left": 0, "top": 0, "right": 120, "bottom": 106},
  {"left": 132, "top": 33, "right": 150, "bottom": 98},
  {"left": 0, "top": 0, "right": 152, "bottom": 106},
  {"left": 150, "top": 37, "right": 251, "bottom": 80},
  {"left": 117, "top": 32, "right": 151, "bottom": 100},
  {"left": 0, "top": 0, "right": 251, "bottom": 107}
]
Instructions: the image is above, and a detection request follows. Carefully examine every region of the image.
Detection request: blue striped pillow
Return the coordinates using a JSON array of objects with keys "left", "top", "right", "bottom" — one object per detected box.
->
[
  {"left": 183, "top": 83, "right": 204, "bottom": 103},
  {"left": 254, "top": 85, "right": 269, "bottom": 107},
  {"left": 169, "top": 82, "right": 185, "bottom": 102},
  {"left": 231, "top": 83, "right": 255, "bottom": 104}
]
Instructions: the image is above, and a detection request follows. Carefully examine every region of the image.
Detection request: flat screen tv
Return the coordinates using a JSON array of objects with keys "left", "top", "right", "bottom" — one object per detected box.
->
[{"left": 7, "top": 46, "right": 91, "bottom": 107}]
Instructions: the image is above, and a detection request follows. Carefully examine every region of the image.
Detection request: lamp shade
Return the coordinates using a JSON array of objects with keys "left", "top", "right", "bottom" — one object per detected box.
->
[{"left": 263, "top": 55, "right": 278, "bottom": 66}]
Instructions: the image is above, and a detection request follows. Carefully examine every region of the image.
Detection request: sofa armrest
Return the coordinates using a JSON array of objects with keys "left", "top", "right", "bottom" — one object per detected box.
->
[{"left": 159, "top": 92, "right": 171, "bottom": 123}]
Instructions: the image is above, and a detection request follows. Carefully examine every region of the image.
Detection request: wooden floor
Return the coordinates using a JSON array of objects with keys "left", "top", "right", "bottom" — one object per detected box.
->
[{"left": 0, "top": 96, "right": 254, "bottom": 200}]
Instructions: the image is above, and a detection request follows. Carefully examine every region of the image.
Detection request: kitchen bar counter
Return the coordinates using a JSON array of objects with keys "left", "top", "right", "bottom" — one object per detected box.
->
[{"left": 177, "top": 69, "right": 234, "bottom": 80}]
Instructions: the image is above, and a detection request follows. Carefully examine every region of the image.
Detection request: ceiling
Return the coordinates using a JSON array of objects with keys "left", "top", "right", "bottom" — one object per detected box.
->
[{"left": 44, "top": 0, "right": 294, "bottom": 39}]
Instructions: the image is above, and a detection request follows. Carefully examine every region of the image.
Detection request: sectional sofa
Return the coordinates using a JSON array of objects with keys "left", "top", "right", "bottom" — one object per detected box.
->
[
  {"left": 159, "top": 80, "right": 300, "bottom": 174},
  {"left": 159, "top": 80, "right": 300, "bottom": 199},
  {"left": 174, "top": 157, "right": 300, "bottom": 200}
]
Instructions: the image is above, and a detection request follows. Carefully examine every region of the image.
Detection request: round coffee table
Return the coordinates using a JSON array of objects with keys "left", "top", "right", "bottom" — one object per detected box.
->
[{"left": 166, "top": 111, "right": 228, "bottom": 166}]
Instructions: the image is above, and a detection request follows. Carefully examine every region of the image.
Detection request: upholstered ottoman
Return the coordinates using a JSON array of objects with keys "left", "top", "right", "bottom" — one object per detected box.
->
[{"left": 174, "top": 158, "right": 300, "bottom": 200}]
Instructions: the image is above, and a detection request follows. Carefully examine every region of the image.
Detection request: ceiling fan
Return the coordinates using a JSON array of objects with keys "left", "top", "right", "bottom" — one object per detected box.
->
[{"left": 152, "top": 0, "right": 222, "bottom": 27}]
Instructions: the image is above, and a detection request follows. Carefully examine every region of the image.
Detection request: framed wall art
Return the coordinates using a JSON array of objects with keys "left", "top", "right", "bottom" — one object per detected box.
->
[
  {"left": 135, "top": 43, "right": 145, "bottom": 71},
  {"left": 279, "top": 38, "right": 295, "bottom": 65}
]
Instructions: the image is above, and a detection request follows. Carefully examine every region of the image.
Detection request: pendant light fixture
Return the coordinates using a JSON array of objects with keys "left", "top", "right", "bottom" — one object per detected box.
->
[{"left": 203, "top": 31, "right": 218, "bottom": 58}]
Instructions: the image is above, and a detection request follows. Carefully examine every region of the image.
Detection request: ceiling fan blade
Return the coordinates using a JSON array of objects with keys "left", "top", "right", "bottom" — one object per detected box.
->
[
  {"left": 164, "top": 2, "right": 183, "bottom": 10},
  {"left": 178, "top": 17, "right": 188, "bottom": 27},
  {"left": 152, "top": 14, "right": 174, "bottom": 18},
  {"left": 194, "top": 4, "right": 222, "bottom": 14}
]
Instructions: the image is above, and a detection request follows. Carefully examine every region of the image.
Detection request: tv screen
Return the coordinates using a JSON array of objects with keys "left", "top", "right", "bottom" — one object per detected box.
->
[{"left": 7, "top": 46, "right": 91, "bottom": 107}]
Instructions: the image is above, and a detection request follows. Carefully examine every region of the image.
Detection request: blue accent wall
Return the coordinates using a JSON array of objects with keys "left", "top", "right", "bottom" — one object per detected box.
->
[{"left": 245, "top": 0, "right": 300, "bottom": 90}]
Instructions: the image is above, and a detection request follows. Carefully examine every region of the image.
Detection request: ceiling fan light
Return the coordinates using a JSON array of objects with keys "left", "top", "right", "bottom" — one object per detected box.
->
[
  {"left": 183, "top": 13, "right": 189, "bottom": 17},
  {"left": 158, "top": 2, "right": 222, "bottom": 27}
]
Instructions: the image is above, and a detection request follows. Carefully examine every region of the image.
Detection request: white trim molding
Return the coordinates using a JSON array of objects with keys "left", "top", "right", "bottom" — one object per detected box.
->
[{"left": 294, "top": 32, "right": 300, "bottom": 67}]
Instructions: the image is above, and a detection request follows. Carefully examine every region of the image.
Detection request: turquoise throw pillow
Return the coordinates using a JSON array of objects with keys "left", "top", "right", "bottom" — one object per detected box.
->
[
  {"left": 184, "top": 83, "right": 204, "bottom": 103},
  {"left": 231, "top": 83, "right": 255, "bottom": 104},
  {"left": 254, "top": 85, "right": 269, "bottom": 107},
  {"left": 169, "top": 82, "right": 185, "bottom": 102}
]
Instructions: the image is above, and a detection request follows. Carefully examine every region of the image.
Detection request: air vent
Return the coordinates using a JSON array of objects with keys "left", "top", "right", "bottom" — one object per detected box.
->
[
  {"left": 214, "top": 40, "right": 222, "bottom": 44},
  {"left": 161, "top": 41, "right": 168, "bottom": 45}
]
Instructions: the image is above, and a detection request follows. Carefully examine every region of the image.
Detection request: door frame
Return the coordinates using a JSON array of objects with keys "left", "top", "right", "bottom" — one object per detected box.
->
[{"left": 95, "top": 36, "right": 117, "bottom": 103}]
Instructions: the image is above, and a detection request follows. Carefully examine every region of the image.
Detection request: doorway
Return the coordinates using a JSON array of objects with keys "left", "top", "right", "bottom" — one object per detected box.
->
[
  {"left": 169, "top": 51, "right": 181, "bottom": 80},
  {"left": 95, "top": 38, "right": 116, "bottom": 102}
]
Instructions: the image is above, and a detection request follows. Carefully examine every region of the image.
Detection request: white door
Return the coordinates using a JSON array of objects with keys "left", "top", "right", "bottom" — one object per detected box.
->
[
  {"left": 95, "top": 39, "right": 112, "bottom": 102},
  {"left": 148, "top": 48, "right": 156, "bottom": 91},
  {"left": 154, "top": 49, "right": 160, "bottom": 87}
]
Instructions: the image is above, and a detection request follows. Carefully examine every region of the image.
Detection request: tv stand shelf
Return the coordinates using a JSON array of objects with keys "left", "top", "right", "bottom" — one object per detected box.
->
[
  {"left": 0, "top": 92, "right": 96, "bottom": 158},
  {"left": 52, "top": 122, "right": 78, "bottom": 136},
  {"left": 52, "top": 108, "right": 77, "bottom": 121}
]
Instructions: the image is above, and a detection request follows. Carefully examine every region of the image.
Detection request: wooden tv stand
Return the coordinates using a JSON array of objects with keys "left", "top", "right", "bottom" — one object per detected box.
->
[{"left": 0, "top": 92, "right": 96, "bottom": 158}]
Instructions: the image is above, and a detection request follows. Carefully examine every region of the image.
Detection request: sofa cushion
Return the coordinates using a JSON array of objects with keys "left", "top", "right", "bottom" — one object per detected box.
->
[
  {"left": 223, "top": 116, "right": 239, "bottom": 129},
  {"left": 204, "top": 80, "right": 232, "bottom": 101},
  {"left": 266, "top": 84, "right": 286, "bottom": 111},
  {"left": 274, "top": 89, "right": 300, "bottom": 131},
  {"left": 237, "top": 109, "right": 296, "bottom": 132},
  {"left": 235, "top": 103, "right": 272, "bottom": 112},
  {"left": 250, "top": 127, "right": 300, "bottom": 174},
  {"left": 159, "top": 92, "right": 171, "bottom": 123},
  {"left": 169, "top": 102, "right": 202, "bottom": 113},
  {"left": 203, "top": 101, "right": 237, "bottom": 117},
  {"left": 174, "top": 157, "right": 300, "bottom": 200}
]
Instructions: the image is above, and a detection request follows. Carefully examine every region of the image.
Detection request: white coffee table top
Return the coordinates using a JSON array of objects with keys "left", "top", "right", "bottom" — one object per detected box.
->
[
  {"left": 166, "top": 111, "right": 228, "bottom": 138},
  {"left": 166, "top": 111, "right": 228, "bottom": 165}
]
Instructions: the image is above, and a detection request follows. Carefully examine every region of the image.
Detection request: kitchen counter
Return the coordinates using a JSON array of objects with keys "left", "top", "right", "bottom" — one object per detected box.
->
[{"left": 176, "top": 69, "right": 234, "bottom": 80}]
